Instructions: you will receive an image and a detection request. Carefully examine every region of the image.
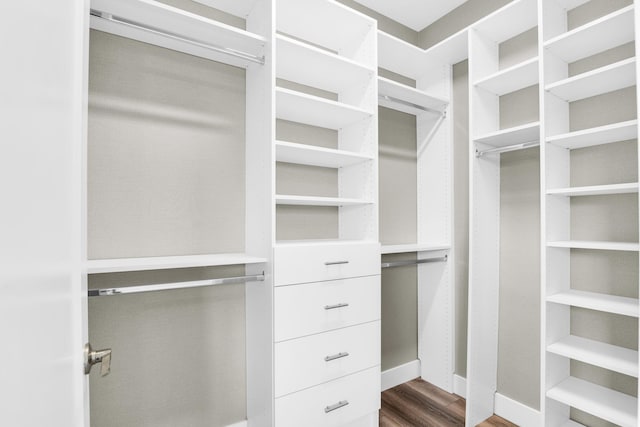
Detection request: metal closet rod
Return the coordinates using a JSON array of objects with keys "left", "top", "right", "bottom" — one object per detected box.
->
[
  {"left": 90, "top": 10, "right": 265, "bottom": 65},
  {"left": 476, "top": 140, "right": 539, "bottom": 158},
  {"left": 378, "top": 94, "right": 446, "bottom": 117},
  {"left": 88, "top": 272, "right": 265, "bottom": 297},
  {"left": 382, "top": 255, "right": 448, "bottom": 269}
]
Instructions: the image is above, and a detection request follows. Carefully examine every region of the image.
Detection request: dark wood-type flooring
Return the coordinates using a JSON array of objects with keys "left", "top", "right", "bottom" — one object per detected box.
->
[{"left": 380, "top": 378, "right": 518, "bottom": 427}]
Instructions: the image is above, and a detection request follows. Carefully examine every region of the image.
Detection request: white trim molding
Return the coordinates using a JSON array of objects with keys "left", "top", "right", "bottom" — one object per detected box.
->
[
  {"left": 381, "top": 359, "right": 421, "bottom": 391},
  {"left": 453, "top": 375, "right": 541, "bottom": 426},
  {"left": 226, "top": 421, "right": 247, "bottom": 427}
]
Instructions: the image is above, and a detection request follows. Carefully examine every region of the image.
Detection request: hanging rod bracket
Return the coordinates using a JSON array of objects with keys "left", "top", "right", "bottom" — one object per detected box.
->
[
  {"left": 88, "top": 272, "right": 265, "bottom": 297},
  {"left": 378, "top": 94, "right": 446, "bottom": 117},
  {"left": 89, "top": 9, "right": 265, "bottom": 65},
  {"left": 381, "top": 255, "right": 448, "bottom": 269},
  {"left": 476, "top": 140, "right": 540, "bottom": 158}
]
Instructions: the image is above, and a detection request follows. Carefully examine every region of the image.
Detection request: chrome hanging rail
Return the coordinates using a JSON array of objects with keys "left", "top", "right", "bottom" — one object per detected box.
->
[
  {"left": 90, "top": 10, "right": 265, "bottom": 65},
  {"left": 88, "top": 272, "right": 265, "bottom": 297},
  {"left": 476, "top": 140, "right": 539, "bottom": 158},
  {"left": 381, "top": 255, "right": 448, "bottom": 269},
  {"left": 378, "top": 94, "right": 446, "bottom": 117}
]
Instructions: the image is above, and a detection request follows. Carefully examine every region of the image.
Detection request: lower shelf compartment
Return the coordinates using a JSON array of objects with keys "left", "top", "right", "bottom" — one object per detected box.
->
[{"left": 546, "top": 377, "right": 637, "bottom": 427}]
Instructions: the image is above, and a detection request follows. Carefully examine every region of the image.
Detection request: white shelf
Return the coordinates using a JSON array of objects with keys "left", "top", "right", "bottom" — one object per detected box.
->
[
  {"left": 378, "top": 77, "right": 448, "bottom": 116},
  {"left": 546, "top": 377, "right": 638, "bottom": 427},
  {"left": 377, "top": 31, "right": 429, "bottom": 80},
  {"left": 547, "top": 120, "right": 638, "bottom": 149},
  {"left": 547, "top": 335, "right": 639, "bottom": 377},
  {"left": 90, "top": 0, "right": 266, "bottom": 69},
  {"left": 562, "top": 421, "right": 584, "bottom": 427},
  {"left": 422, "top": 29, "right": 469, "bottom": 69},
  {"left": 275, "top": 141, "right": 372, "bottom": 168},
  {"left": 276, "top": 34, "right": 374, "bottom": 94},
  {"left": 86, "top": 253, "right": 267, "bottom": 274},
  {"left": 275, "top": 239, "right": 379, "bottom": 248},
  {"left": 547, "top": 289, "right": 639, "bottom": 317},
  {"left": 547, "top": 182, "right": 639, "bottom": 196},
  {"left": 544, "top": 5, "right": 635, "bottom": 63},
  {"left": 546, "top": 58, "right": 636, "bottom": 102},
  {"left": 474, "top": 57, "right": 539, "bottom": 96},
  {"left": 381, "top": 243, "right": 450, "bottom": 254},
  {"left": 474, "top": 122, "right": 540, "bottom": 148},
  {"left": 275, "top": 87, "right": 372, "bottom": 130},
  {"left": 191, "top": 0, "right": 259, "bottom": 19},
  {"left": 547, "top": 240, "right": 640, "bottom": 251},
  {"left": 276, "top": 0, "right": 374, "bottom": 62},
  {"left": 275, "top": 195, "right": 373, "bottom": 207},
  {"left": 473, "top": 0, "right": 538, "bottom": 43},
  {"left": 553, "top": 0, "right": 589, "bottom": 10}
]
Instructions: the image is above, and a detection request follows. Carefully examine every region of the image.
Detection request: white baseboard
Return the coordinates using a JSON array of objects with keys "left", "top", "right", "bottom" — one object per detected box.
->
[
  {"left": 453, "top": 374, "right": 466, "bottom": 398},
  {"left": 226, "top": 421, "right": 247, "bottom": 427},
  {"left": 452, "top": 375, "right": 541, "bottom": 427},
  {"left": 381, "top": 359, "right": 421, "bottom": 391},
  {"left": 494, "top": 393, "right": 541, "bottom": 427}
]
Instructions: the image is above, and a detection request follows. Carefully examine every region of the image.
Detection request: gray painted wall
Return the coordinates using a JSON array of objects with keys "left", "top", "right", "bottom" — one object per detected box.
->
[{"left": 88, "top": 28, "right": 248, "bottom": 426}]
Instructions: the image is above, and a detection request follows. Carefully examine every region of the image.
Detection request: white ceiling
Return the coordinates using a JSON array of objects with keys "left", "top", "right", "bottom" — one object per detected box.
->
[{"left": 351, "top": 0, "right": 468, "bottom": 31}]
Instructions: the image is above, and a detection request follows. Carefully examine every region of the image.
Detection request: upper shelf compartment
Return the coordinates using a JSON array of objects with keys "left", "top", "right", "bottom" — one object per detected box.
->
[
  {"left": 546, "top": 57, "right": 636, "bottom": 102},
  {"left": 276, "top": 0, "right": 375, "bottom": 66},
  {"left": 378, "top": 77, "right": 448, "bottom": 116},
  {"left": 276, "top": 34, "right": 374, "bottom": 95},
  {"left": 276, "top": 87, "right": 372, "bottom": 130},
  {"left": 473, "top": 0, "right": 538, "bottom": 45},
  {"left": 90, "top": 0, "right": 266, "bottom": 68},
  {"left": 544, "top": 5, "right": 635, "bottom": 63},
  {"left": 474, "top": 57, "right": 539, "bottom": 96}
]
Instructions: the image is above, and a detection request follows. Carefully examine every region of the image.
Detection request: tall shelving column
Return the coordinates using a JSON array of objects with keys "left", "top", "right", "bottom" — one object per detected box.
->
[
  {"left": 467, "top": 0, "right": 540, "bottom": 425},
  {"left": 85, "top": 0, "right": 274, "bottom": 426},
  {"left": 376, "top": 29, "right": 464, "bottom": 392},
  {"left": 273, "top": 1, "right": 380, "bottom": 426},
  {"left": 541, "top": 0, "right": 639, "bottom": 426}
]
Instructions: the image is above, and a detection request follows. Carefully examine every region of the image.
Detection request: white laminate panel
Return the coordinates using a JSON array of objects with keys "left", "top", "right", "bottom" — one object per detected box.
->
[
  {"left": 274, "top": 276, "right": 380, "bottom": 342},
  {"left": 274, "top": 241, "right": 380, "bottom": 285},
  {"left": 275, "top": 367, "right": 380, "bottom": 427},
  {"left": 275, "top": 321, "right": 380, "bottom": 397}
]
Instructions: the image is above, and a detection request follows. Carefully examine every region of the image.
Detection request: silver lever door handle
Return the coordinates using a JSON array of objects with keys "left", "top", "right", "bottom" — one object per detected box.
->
[{"left": 84, "top": 343, "right": 112, "bottom": 377}]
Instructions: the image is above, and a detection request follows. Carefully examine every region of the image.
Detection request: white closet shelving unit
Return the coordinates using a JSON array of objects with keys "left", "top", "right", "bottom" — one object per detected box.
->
[
  {"left": 376, "top": 27, "right": 463, "bottom": 392},
  {"left": 541, "top": 0, "right": 639, "bottom": 426},
  {"left": 272, "top": 1, "right": 380, "bottom": 426},
  {"left": 467, "top": 0, "right": 540, "bottom": 425},
  {"left": 85, "top": 0, "right": 274, "bottom": 425}
]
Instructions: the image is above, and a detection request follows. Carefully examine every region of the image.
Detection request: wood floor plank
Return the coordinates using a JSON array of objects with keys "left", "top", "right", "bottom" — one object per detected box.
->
[{"left": 380, "top": 379, "right": 518, "bottom": 427}]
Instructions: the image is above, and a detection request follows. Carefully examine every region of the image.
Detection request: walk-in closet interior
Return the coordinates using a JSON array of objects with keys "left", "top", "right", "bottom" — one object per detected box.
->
[{"left": 4, "top": 0, "right": 639, "bottom": 426}]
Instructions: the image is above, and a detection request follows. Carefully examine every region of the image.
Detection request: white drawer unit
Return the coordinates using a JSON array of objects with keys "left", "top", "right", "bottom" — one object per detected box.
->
[
  {"left": 274, "top": 276, "right": 380, "bottom": 342},
  {"left": 274, "top": 241, "right": 380, "bottom": 286},
  {"left": 275, "top": 320, "right": 380, "bottom": 397},
  {"left": 275, "top": 367, "right": 381, "bottom": 427}
]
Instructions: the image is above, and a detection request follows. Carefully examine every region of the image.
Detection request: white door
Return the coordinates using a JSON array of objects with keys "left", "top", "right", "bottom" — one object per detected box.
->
[{"left": 0, "top": 1, "right": 89, "bottom": 426}]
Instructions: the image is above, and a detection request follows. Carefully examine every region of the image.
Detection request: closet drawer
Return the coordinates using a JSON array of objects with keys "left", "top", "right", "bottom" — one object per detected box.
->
[
  {"left": 275, "top": 366, "right": 380, "bottom": 427},
  {"left": 275, "top": 275, "right": 380, "bottom": 342},
  {"left": 274, "top": 241, "right": 380, "bottom": 285},
  {"left": 275, "top": 321, "right": 380, "bottom": 397}
]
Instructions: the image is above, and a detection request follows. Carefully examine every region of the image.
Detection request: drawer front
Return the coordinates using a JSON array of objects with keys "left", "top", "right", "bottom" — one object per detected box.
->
[
  {"left": 275, "top": 321, "right": 380, "bottom": 397},
  {"left": 275, "top": 276, "right": 380, "bottom": 342},
  {"left": 275, "top": 366, "right": 380, "bottom": 427},
  {"left": 274, "top": 242, "right": 380, "bottom": 286}
]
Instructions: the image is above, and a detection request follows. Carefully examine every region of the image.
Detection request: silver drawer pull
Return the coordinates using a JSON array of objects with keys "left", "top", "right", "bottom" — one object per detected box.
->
[
  {"left": 325, "top": 352, "right": 349, "bottom": 362},
  {"left": 325, "top": 400, "right": 349, "bottom": 413},
  {"left": 324, "top": 260, "right": 349, "bottom": 266},
  {"left": 324, "top": 303, "right": 349, "bottom": 310}
]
